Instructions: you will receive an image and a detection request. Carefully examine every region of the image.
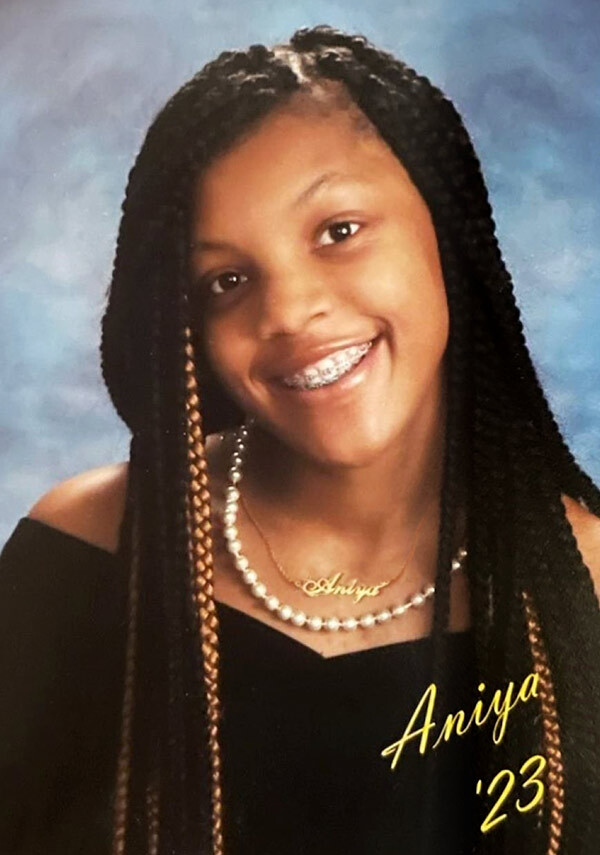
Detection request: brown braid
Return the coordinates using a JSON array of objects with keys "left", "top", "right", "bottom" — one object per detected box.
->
[
  {"left": 522, "top": 589, "right": 565, "bottom": 855},
  {"left": 112, "top": 461, "right": 142, "bottom": 854},
  {"left": 183, "top": 321, "right": 225, "bottom": 855}
]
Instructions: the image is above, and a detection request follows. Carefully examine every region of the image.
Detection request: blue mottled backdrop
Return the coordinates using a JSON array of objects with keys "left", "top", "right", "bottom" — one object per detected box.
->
[{"left": 1, "top": 0, "right": 599, "bottom": 544}]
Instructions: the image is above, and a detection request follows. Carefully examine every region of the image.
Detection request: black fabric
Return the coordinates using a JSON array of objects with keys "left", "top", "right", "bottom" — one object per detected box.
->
[{"left": 0, "top": 517, "right": 480, "bottom": 854}]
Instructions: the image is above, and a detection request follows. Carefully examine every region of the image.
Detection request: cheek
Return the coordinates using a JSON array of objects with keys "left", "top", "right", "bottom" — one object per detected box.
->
[
  {"left": 204, "top": 327, "right": 235, "bottom": 381},
  {"left": 392, "top": 220, "right": 449, "bottom": 341},
  {"left": 404, "top": 267, "right": 449, "bottom": 358},
  {"left": 356, "top": 240, "right": 448, "bottom": 328},
  {"left": 359, "top": 234, "right": 449, "bottom": 365}
]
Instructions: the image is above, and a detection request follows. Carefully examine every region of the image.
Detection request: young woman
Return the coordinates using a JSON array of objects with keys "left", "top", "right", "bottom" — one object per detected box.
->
[{"left": 2, "top": 23, "right": 600, "bottom": 855}]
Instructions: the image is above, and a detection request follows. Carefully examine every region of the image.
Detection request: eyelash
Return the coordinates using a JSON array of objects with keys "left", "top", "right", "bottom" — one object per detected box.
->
[{"left": 199, "top": 219, "right": 363, "bottom": 299}]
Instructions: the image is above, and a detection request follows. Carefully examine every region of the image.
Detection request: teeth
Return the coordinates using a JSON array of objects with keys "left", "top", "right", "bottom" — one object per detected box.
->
[{"left": 282, "top": 340, "right": 373, "bottom": 390}]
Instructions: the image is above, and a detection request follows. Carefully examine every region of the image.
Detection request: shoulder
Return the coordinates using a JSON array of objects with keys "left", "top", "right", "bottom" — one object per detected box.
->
[
  {"left": 561, "top": 493, "right": 600, "bottom": 604},
  {"left": 25, "top": 433, "right": 227, "bottom": 555},
  {"left": 27, "top": 462, "right": 130, "bottom": 555}
]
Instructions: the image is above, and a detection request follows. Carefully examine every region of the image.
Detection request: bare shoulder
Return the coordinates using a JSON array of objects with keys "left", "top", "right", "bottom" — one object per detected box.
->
[
  {"left": 26, "top": 433, "right": 226, "bottom": 555},
  {"left": 561, "top": 493, "right": 600, "bottom": 604},
  {"left": 27, "top": 461, "right": 130, "bottom": 555}
]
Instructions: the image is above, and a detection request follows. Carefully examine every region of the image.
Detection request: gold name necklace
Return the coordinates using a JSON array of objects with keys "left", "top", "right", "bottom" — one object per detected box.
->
[{"left": 239, "top": 490, "right": 432, "bottom": 604}]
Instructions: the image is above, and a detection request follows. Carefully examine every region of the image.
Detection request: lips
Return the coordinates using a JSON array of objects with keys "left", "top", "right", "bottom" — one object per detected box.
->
[
  {"left": 266, "top": 335, "right": 380, "bottom": 383},
  {"left": 272, "top": 332, "right": 384, "bottom": 402}
]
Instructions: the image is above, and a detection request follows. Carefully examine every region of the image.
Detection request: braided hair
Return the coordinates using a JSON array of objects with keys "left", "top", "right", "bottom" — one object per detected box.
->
[{"left": 100, "top": 24, "right": 600, "bottom": 855}]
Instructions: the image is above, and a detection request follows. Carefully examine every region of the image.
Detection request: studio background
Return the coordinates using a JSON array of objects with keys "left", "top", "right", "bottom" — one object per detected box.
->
[{"left": 1, "top": 0, "right": 599, "bottom": 545}]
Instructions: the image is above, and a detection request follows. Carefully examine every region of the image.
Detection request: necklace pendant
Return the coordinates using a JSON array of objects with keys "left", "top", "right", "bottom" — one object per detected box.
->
[
  {"left": 294, "top": 572, "right": 391, "bottom": 603},
  {"left": 223, "top": 424, "right": 468, "bottom": 632}
]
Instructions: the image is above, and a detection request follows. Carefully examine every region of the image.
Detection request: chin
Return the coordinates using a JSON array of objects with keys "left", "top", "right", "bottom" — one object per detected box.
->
[{"left": 276, "top": 419, "right": 400, "bottom": 471}]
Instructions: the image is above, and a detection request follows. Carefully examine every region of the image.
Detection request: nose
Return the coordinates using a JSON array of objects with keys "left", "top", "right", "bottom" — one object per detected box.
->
[{"left": 254, "top": 266, "right": 333, "bottom": 340}]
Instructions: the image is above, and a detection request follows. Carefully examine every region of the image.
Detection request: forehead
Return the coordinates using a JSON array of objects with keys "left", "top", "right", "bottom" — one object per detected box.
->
[{"left": 190, "top": 103, "right": 415, "bottom": 228}]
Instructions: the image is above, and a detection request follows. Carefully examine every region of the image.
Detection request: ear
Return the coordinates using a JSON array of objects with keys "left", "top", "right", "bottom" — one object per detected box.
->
[{"left": 561, "top": 493, "right": 600, "bottom": 605}]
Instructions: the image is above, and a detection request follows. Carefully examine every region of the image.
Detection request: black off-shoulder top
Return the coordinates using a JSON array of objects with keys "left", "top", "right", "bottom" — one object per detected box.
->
[{"left": 0, "top": 517, "right": 480, "bottom": 854}]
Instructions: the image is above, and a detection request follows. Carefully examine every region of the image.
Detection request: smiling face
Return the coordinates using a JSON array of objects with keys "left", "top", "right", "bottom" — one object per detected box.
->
[{"left": 188, "top": 94, "right": 450, "bottom": 468}]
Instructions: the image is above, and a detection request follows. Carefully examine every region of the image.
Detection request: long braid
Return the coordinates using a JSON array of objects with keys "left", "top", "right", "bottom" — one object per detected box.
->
[
  {"left": 149, "top": 267, "right": 187, "bottom": 853},
  {"left": 513, "top": 414, "right": 600, "bottom": 851},
  {"left": 464, "top": 218, "right": 600, "bottom": 517},
  {"left": 523, "top": 589, "right": 565, "bottom": 855},
  {"left": 143, "top": 290, "right": 164, "bottom": 855},
  {"left": 532, "top": 472, "right": 600, "bottom": 852},
  {"left": 99, "top": 24, "right": 600, "bottom": 854},
  {"left": 182, "top": 332, "right": 225, "bottom": 855},
  {"left": 181, "top": 299, "right": 225, "bottom": 854},
  {"left": 111, "top": 436, "right": 142, "bottom": 855},
  {"left": 417, "top": 232, "right": 471, "bottom": 853}
]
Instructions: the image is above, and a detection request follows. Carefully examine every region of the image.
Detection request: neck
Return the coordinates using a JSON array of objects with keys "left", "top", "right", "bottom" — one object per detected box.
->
[
  {"left": 244, "top": 417, "right": 446, "bottom": 543},
  {"left": 232, "top": 390, "right": 465, "bottom": 583}
]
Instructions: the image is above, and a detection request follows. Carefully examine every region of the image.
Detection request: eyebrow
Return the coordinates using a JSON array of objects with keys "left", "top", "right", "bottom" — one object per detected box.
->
[
  {"left": 190, "top": 171, "right": 369, "bottom": 252},
  {"left": 291, "top": 170, "right": 367, "bottom": 209}
]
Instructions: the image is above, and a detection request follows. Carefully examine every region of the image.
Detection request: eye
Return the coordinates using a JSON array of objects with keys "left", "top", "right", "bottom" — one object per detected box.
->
[
  {"left": 202, "top": 270, "right": 249, "bottom": 298},
  {"left": 317, "top": 220, "right": 362, "bottom": 247}
]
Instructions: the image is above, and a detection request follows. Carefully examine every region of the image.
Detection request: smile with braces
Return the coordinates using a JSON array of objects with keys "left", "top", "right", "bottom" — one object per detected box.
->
[{"left": 281, "top": 340, "right": 374, "bottom": 390}]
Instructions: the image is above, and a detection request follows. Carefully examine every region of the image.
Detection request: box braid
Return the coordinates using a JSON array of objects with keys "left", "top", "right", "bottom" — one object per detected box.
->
[{"left": 99, "top": 24, "right": 600, "bottom": 854}]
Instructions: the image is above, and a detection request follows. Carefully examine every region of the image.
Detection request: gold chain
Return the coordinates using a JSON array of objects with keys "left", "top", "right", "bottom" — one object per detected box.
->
[{"left": 238, "top": 489, "right": 433, "bottom": 603}]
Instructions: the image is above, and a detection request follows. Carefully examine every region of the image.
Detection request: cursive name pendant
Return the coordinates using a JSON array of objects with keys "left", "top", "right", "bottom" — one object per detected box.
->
[
  {"left": 294, "top": 573, "right": 390, "bottom": 604},
  {"left": 220, "top": 423, "right": 468, "bottom": 633},
  {"left": 239, "top": 474, "right": 434, "bottom": 602}
]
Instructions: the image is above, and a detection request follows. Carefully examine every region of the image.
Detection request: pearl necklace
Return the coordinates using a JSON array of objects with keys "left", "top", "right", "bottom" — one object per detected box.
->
[{"left": 220, "top": 423, "right": 468, "bottom": 632}]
